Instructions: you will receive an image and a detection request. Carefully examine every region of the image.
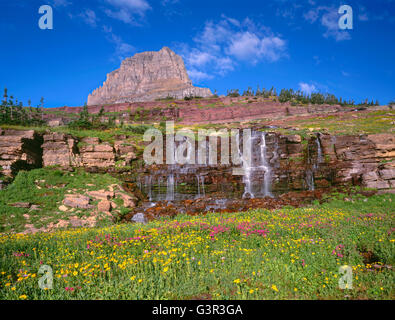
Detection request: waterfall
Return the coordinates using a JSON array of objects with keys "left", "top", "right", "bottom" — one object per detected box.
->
[
  {"left": 157, "top": 176, "right": 162, "bottom": 200},
  {"left": 166, "top": 174, "right": 175, "bottom": 201},
  {"left": 315, "top": 134, "right": 323, "bottom": 167},
  {"left": 260, "top": 132, "right": 273, "bottom": 197},
  {"left": 196, "top": 174, "right": 200, "bottom": 197},
  {"left": 145, "top": 176, "right": 152, "bottom": 201},
  {"left": 306, "top": 169, "right": 315, "bottom": 191},
  {"left": 195, "top": 175, "right": 206, "bottom": 199},
  {"left": 239, "top": 131, "right": 274, "bottom": 199},
  {"left": 306, "top": 134, "right": 323, "bottom": 191},
  {"left": 241, "top": 133, "right": 254, "bottom": 199},
  {"left": 175, "top": 135, "right": 193, "bottom": 166}
]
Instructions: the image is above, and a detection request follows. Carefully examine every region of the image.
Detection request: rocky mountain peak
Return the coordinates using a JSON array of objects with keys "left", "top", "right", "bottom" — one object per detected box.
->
[{"left": 87, "top": 47, "right": 212, "bottom": 105}]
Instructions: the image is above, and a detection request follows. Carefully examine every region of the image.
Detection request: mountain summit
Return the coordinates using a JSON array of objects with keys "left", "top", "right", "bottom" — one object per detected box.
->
[{"left": 87, "top": 47, "right": 212, "bottom": 105}]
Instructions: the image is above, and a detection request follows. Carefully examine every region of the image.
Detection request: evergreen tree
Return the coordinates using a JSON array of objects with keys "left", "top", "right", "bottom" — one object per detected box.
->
[{"left": 3, "top": 88, "right": 8, "bottom": 104}]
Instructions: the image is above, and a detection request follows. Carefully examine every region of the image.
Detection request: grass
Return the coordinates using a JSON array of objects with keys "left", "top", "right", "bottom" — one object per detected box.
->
[
  {"left": 284, "top": 110, "right": 395, "bottom": 135},
  {"left": 0, "top": 194, "right": 393, "bottom": 300},
  {"left": 0, "top": 123, "right": 154, "bottom": 145},
  {"left": 0, "top": 168, "right": 126, "bottom": 233}
]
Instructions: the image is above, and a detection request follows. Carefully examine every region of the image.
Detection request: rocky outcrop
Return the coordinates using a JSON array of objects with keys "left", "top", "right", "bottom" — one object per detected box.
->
[
  {"left": 42, "top": 132, "right": 80, "bottom": 168},
  {"left": 41, "top": 133, "right": 138, "bottom": 170},
  {"left": 63, "top": 194, "right": 94, "bottom": 209},
  {"left": 320, "top": 133, "right": 395, "bottom": 192},
  {"left": 114, "top": 138, "right": 137, "bottom": 166},
  {"left": 79, "top": 137, "right": 116, "bottom": 168},
  {"left": 0, "top": 129, "right": 43, "bottom": 176},
  {"left": 87, "top": 47, "right": 212, "bottom": 105},
  {"left": 0, "top": 128, "right": 394, "bottom": 194},
  {"left": 136, "top": 132, "right": 395, "bottom": 198}
]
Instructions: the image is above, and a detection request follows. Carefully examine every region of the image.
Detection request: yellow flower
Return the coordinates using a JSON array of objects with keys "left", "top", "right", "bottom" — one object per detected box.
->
[
  {"left": 11, "top": 287, "right": 16, "bottom": 291},
  {"left": 5, "top": 283, "right": 11, "bottom": 287},
  {"left": 271, "top": 284, "right": 279, "bottom": 292},
  {"left": 249, "top": 289, "right": 254, "bottom": 294},
  {"left": 233, "top": 279, "right": 240, "bottom": 284},
  {"left": 19, "top": 295, "right": 27, "bottom": 300},
  {"left": 294, "top": 288, "right": 298, "bottom": 292},
  {"left": 163, "top": 267, "right": 169, "bottom": 273},
  {"left": 138, "top": 279, "right": 143, "bottom": 283}
]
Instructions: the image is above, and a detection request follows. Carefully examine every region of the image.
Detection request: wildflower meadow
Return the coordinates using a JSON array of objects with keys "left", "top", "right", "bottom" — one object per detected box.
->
[{"left": 1, "top": 194, "right": 394, "bottom": 300}]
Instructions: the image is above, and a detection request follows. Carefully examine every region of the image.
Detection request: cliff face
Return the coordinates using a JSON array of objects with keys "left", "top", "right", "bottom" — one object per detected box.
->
[
  {"left": 0, "top": 129, "right": 394, "bottom": 194},
  {"left": 0, "top": 129, "right": 43, "bottom": 176},
  {"left": 87, "top": 47, "right": 212, "bottom": 105}
]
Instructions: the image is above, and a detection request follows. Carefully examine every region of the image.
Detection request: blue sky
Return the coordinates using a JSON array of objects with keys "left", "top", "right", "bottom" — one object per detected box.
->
[{"left": 0, "top": 0, "right": 394, "bottom": 107}]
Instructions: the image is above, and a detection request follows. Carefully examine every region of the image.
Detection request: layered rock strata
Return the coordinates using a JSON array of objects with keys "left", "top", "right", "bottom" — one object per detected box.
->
[
  {"left": 87, "top": 47, "right": 212, "bottom": 105},
  {"left": 0, "top": 129, "right": 393, "bottom": 193},
  {"left": 0, "top": 129, "right": 42, "bottom": 176}
]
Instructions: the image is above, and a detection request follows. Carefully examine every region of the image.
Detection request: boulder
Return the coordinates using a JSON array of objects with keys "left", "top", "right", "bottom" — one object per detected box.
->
[
  {"left": 97, "top": 200, "right": 112, "bottom": 212},
  {"left": 285, "top": 135, "right": 302, "bottom": 144},
  {"left": 131, "top": 213, "right": 147, "bottom": 224},
  {"left": 42, "top": 132, "right": 80, "bottom": 167},
  {"left": 87, "top": 190, "right": 115, "bottom": 201},
  {"left": 119, "top": 193, "right": 137, "bottom": 208},
  {"left": 58, "top": 205, "right": 69, "bottom": 212},
  {"left": 9, "top": 202, "right": 31, "bottom": 208},
  {"left": 63, "top": 194, "right": 93, "bottom": 209}
]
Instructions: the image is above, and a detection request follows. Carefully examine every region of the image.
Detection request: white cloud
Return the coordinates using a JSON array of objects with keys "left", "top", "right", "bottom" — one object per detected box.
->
[
  {"left": 313, "top": 55, "right": 321, "bottom": 65},
  {"left": 187, "top": 69, "right": 214, "bottom": 81},
  {"left": 79, "top": 9, "right": 98, "bottom": 27},
  {"left": 321, "top": 9, "right": 351, "bottom": 41},
  {"left": 304, "top": 6, "right": 351, "bottom": 41},
  {"left": 358, "top": 13, "right": 369, "bottom": 21},
  {"left": 49, "top": 0, "right": 71, "bottom": 7},
  {"left": 103, "top": 26, "right": 135, "bottom": 61},
  {"left": 299, "top": 82, "right": 317, "bottom": 95},
  {"left": 161, "top": 0, "right": 180, "bottom": 5},
  {"left": 105, "top": 0, "right": 150, "bottom": 13},
  {"left": 104, "top": 0, "right": 151, "bottom": 24},
  {"left": 358, "top": 6, "right": 369, "bottom": 21},
  {"left": 68, "top": 8, "right": 98, "bottom": 27},
  {"left": 178, "top": 16, "right": 287, "bottom": 82},
  {"left": 227, "top": 32, "right": 286, "bottom": 63}
]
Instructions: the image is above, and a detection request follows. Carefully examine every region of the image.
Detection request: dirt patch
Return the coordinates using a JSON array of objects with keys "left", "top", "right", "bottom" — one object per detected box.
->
[
  {"left": 360, "top": 250, "right": 381, "bottom": 265},
  {"left": 185, "top": 293, "right": 212, "bottom": 300}
]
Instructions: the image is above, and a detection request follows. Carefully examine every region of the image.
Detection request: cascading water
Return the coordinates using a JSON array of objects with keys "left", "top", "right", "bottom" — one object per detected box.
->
[
  {"left": 241, "top": 133, "right": 254, "bottom": 199},
  {"left": 137, "top": 129, "right": 277, "bottom": 202},
  {"left": 315, "top": 134, "right": 323, "bottom": 168},
  {"left": 239, "top": 131, "right": 274, "bottom": 199},
  {"left": 145, "top": 175, "right": 152, "bottom": 201},
  {"left": 306, "top": 134, "right": 323, "bottom": 191},
  {"left": 166, "top": 174, "right": 175, "bottom": 201},
  {"left": 260, "top": 132, "right": 273, "bottom": 197},
  {"left": 196, "top": 175, "right": 206, "bottom": 199}
]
